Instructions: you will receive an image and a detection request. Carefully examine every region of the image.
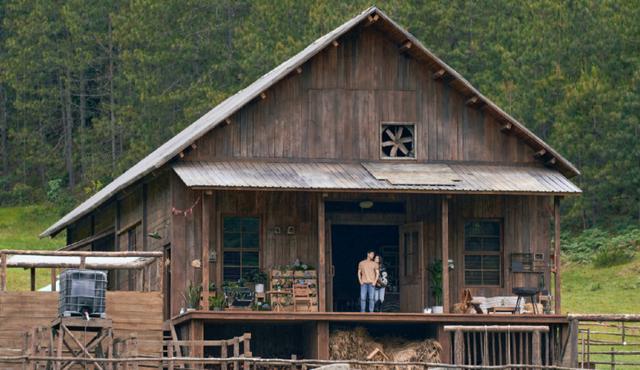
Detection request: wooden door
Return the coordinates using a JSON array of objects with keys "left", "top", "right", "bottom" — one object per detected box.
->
[{"left": 399, "top": 222, "right": 424, "bottom": 312}]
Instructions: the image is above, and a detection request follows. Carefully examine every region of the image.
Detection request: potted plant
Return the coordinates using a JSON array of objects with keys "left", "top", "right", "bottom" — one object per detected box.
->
[
  {"left": 209, "top": 282, "right": 217, "bottom": 297},
  {"left": 182, "top": 281, "right": 202, "bottom": 311},
  {"left": 247, "top": 270, "right": 268, "bottom": 293},
  {"left": 208, "top": 295, "right": 226, "bottom": 311},
  {"left": 428, "top": 260, "right": 443, "bottom": 313}
]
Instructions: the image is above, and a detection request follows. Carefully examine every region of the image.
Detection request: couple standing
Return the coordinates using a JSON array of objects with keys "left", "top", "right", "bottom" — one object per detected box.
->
[{"left": 357, "top": 250, "right": 388, "bottom": 312}]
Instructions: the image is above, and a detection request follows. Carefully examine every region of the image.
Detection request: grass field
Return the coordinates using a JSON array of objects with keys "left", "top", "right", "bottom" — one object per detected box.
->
[{"left": 0, "top": 204, "right": 64, "bottom": 290}]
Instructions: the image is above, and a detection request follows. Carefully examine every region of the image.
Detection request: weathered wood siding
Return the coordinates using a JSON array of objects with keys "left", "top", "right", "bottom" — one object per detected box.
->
[
  {"left": 186, "top": 26, "right": 535, "bottom": 164},
  {"left": 0, "top": 291, "right": 163, "bottom": 357}
]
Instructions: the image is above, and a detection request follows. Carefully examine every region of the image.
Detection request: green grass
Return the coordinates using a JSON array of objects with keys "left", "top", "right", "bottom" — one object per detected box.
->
[
  {"left": 562, "top": 256, "right": 640, "bottom": 369},
  {"left": 0, "top": 204, "right": 65, "bottom": 290},
  {"left": 562, "top": 256, "right": 640, "bottom": 314}
]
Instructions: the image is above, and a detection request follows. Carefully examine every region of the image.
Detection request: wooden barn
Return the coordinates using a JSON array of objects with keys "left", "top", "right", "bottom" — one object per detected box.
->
[{"left": 20, "top": 6, "right": 582, "bottom": 367}]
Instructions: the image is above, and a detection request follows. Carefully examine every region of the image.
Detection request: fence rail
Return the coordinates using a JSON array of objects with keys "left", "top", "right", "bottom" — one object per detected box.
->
[
  {"left": 0, "top": 355, "right": 590, "bottom": 370},
  {"left": 574, "top": 315, "right": 640, "bottom": 369}
]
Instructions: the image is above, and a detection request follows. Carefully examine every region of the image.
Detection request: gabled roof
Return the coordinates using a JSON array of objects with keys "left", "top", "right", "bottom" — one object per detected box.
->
[{"left": 41, "top": 6, "right": 579, "bottom": 238}]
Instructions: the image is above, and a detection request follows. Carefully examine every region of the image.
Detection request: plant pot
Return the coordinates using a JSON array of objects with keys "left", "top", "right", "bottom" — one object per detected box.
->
[
  {"left": 431, "top": 306, "right": 444, "bottom": 314},
  {"left": 186, "top": 308, "right": 196, "bottom": 312},
  {"left": 212, "top": 307, "right": 223, "bottom": 312},
  {"left": 255, "top": 283, "right": 265, "bottom": 293}
]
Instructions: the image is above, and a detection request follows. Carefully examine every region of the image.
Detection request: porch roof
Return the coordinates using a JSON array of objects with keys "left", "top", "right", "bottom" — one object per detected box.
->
[{"left": 173, "top": 160, "right": 581, "bottom": 195}]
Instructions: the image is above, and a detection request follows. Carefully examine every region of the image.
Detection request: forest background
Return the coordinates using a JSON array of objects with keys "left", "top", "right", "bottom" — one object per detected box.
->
[{"left": 0, "top": 1, "right": 638, "bottom": 265}]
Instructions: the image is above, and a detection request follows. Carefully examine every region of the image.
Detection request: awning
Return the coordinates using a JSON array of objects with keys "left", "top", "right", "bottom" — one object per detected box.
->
[
  {"left": 173, "top": 161, "right": 581, "bottom": 194},
  {"left": 6, "top": 255, "right": 155, "bottom": 270}
]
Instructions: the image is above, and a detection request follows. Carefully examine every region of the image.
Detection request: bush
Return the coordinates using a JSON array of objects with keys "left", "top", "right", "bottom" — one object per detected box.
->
[
  {"left": 46, "top": 179, "right": 76, "bottom": 215},
  {"left": 563, "top": 227, "right": 640, "bottom": 267}
]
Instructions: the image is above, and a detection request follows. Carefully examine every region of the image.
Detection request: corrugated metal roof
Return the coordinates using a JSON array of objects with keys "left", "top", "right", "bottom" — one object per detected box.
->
[
  {"left": 41, "top": 6, "right": 579, "bottom": 237},
  {"left": 173, "top": 161, "right": 581, "bottom": 194}
]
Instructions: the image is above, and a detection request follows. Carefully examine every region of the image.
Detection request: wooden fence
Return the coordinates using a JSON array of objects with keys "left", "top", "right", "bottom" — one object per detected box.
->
[
  {"left": 166, "top": 333, "right": 253, "bottom": 370},
  {"left": 572, "top": 314, "right": 640, "bottom": 369}
]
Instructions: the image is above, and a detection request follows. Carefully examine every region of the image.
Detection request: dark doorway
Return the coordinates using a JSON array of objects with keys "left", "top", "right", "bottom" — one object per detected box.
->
[{"left": 331, "top": 225, "right": 399, "bottom": 312}]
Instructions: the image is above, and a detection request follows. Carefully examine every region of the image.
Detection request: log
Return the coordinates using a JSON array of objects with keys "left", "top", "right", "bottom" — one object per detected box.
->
[
  {"left": 0, "top": 250, "right": 163, "bottom": 257},
  {"left": 444, "top": 325, "right": 549, "bottom": 333}
]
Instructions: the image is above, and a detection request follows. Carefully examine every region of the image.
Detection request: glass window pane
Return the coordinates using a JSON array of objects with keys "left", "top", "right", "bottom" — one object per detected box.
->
[
  {"left": 223, "top": 233, "right": 242, "bottom": 248},
  {"left": 224, "top": 252, "right": 241, "bottom": 266},
  {"left": 224, "top": 267, "right": 241, "bottom": 282},
  {"left": 243, "top": 232, "right": 259, "bottom": 249},
  {"left": 242, "top": 251, "right": 259, "bottom": 266},
  {"left": 483, "top": 255, "right": 500, "bottom": 270},
  {"left": 465, "top": 255, "right": 482, "bottom": 269},
  {"left": 465, "top": 237, "right": 483, "bottom": 251},
  {"left": 224, "top": 217, "right": 243, "bottom": 233},
  {"left": 242, "top": 218, "right": 259, "bottom": 232},
  {"left": 465, "top": 270, "right": 482, "bottom": 285},
  {"left": 483, "top": 270, "right": 500, "bottom": 285},
  {"left": 482, "top": 237, "right": 501, "bottom": 251}
]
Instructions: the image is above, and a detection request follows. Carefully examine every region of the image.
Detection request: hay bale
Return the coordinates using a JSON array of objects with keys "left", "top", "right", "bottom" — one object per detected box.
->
[
  {"left": 329, "top": 327, "right": 442, "bottom": 364},
  {"left": 329, "top": 327, "right": 383, "bottom": 361}
]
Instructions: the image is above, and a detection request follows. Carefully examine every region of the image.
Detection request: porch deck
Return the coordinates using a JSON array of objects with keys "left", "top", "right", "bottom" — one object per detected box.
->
[{"left": 171, "top": 310, "right": 570, "bottom": 326}]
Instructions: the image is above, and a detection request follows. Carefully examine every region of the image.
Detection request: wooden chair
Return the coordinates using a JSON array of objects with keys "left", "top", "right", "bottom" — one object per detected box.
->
[{"left": 292, "top": 283, "right": 313, "bottom": 311}]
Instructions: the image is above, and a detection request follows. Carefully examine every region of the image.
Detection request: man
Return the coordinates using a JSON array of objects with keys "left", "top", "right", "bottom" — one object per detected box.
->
[{"left": 357, "top": 250, "right": 379, "bottom": 312}]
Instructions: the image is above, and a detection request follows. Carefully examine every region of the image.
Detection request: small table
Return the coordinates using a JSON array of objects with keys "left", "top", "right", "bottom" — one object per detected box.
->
[
  {"left": 488, "top": 306, "right": 517, "bottom": 314},
  {"left": 267, "top": 290, "right": 292, "bottom": 312}
]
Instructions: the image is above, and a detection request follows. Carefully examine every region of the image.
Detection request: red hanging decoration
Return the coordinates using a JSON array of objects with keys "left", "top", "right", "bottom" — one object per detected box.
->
[{"left": 171, "top": 197, "right": 200, "bottom": 217}]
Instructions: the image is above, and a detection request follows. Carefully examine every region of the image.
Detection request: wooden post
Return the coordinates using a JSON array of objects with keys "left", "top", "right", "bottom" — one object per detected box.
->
[
  {"left": 554, "top": 197, "right": 562, "bottom": 314},
  {"left": 79, "top": 256, "right": 86, "bottom": 269},
  {"left": 453, "top": 330, "right": 464, "bottom": 365},
  {"left": 201, "top": 191, "right": 211, "bottom": 310},
  {"left": 442, "top": 196, "right": 450, "bottom": 312},
  {"left": 30, "top": 268, "right": 36, "bottom": 291},
  {"left": 51, "top": 268, "right": 56, "bottom": 292},
  {"left": 532, "top": 330, "right": 542, "bottom": 366},
  {"left": 1, "top": 252, "right": 6, "bottom": 291},
  {"left": 317, "top": 193, "right": 326, "bottom": 312},
  {"left": 316, "top": 321, "right": 329, "bottom": 360}
]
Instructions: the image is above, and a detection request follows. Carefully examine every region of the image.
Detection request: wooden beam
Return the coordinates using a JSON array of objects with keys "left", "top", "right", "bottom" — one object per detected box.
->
[
  {"left": 534, "top": 149, "right": 547, "bottom": 158},
  {"left": 0, "top": 253, "right": 5, "bottom": 291},
  {"left": 30, "top": 268, "right": 36, "bottom": 291},
  {"left": 365, "top": 13, "right": 379, "bottom": 26},
  {"left": 500, "top": 122, "right": 513, "bottom": 132},
  {"left": 201, "top": 191, "right": 211, "bottom": 310},
  {"left": 60, "top": 228, "right": 115, "bottom": 251},
  {"left": 433, "top": 69, "right": 446, "bottom": 80},
  {"left": 399, "top": 40, "right": 412, "bottom": 53},
  {"left": 465, "top": 95, "right": 479, "bottom": 106},
  {"left": 318, "top": 194, "right": 326, "bottom": 312},
  {"left": 51, "top": 267, "right": 57, "bottom": 292},
  {"left": 441, "top": 196, "right": 450, "bottom": 313},
  {"left": 554, "top": 197, "right": 562, "bottom": 314}
]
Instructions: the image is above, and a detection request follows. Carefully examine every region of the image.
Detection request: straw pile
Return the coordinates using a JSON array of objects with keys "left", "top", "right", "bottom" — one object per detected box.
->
[{"left": 329, "top": 327, "right": 442, "bottom": 364}]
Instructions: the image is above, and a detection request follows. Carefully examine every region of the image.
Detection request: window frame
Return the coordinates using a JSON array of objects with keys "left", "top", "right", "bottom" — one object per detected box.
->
[
  {"left": 462, "top": 219, "right": 503, "bottom": 287},
  {"left": 221, "top": 215, "right": 262, "bottom": 282},
  {"left": 380, "top": 122, "right": 418, "bottom": 160}
]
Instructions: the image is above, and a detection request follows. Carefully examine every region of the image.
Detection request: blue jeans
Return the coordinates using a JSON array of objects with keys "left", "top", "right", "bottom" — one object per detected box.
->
[
  {"left": 374, "top": 287, "right": 386, "bottom": 304},
  {"left": 360, "top": 283, "right": 375, "bottom": 312}
]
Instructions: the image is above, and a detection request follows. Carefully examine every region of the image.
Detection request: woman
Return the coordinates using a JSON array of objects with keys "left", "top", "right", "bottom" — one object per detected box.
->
[{"left": 373, "top": 255, "right": 388, "bottom": 312}]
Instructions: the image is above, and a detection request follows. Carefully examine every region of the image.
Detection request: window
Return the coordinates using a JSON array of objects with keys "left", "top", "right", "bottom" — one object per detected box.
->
[
  {"left": 464, "top": 220, "right": 501, "bottom": 286},
  {"left": 223, "top": 216, "right": 260, "bottom": 281},
  {"left": 381, "top": 123, "right": 415, "bottom": 159}
]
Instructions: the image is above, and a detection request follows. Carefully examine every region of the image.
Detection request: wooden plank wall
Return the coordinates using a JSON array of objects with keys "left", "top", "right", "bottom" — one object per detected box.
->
[
  {"left": 186, "top": 26, "right": 535, "bottom": 164},
  {"left": 0, "top": 291, "right": 163, "bottom": 356}
]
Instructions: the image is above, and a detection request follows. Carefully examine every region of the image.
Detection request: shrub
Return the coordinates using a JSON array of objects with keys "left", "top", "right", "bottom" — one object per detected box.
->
[{"left": 563, "top": 227, "right": 640, "bottom": 267}]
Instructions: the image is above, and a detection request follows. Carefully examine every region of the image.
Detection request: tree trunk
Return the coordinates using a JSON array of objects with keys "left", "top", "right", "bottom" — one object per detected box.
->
[
  {"left": 0, "top": 85, "right": 8, "bottom": 187},
  {"left": 63, "top": 69, "right": 75, "bottom": 188},
  {"left": 78, "top": 74, "right": 87, "bottom": 181},
  {"left": 108, "top": 16, "right": 117, "bottom": 174}
]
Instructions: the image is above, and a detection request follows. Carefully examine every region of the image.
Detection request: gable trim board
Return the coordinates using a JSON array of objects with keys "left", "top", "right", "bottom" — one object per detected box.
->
[
  {"left": 41, "top": 6, "right": 579, "bottom": 238},
  {"left": 173, "top": 161, "right": 581, "bottom": 195}
]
